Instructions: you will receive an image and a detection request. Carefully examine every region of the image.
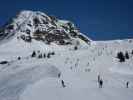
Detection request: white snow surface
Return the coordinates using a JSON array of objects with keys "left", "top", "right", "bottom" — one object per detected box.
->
[{"left": 0, "top": 37, "right": 133, "bottom": 100}]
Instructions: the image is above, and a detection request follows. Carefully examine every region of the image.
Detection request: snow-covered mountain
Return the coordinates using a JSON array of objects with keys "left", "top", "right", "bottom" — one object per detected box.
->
[
  {"left": 0, "top": 10, "right": 133, "bottom": 100},
  {"left": 0, "top": 10, "right": 91, "bottom": 46}
]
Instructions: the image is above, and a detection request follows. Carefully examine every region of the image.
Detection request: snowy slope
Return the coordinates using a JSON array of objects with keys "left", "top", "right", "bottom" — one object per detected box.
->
[
  {"left": 0, "top": 38, "right": 133, "bottom": 100},
  {"left": 0, "top": 10, "right": 133, "bottom": 100},
  {"left": 20, "top": 39, "right": 133, "bottom": 100}
]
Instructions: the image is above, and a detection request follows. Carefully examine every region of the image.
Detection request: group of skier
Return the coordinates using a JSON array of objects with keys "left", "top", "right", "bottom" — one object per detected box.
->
[
  {"left": 97, "top": 74, "right": 130, "bottom": 88},
  {"left": 58, "top": 72, "right": 130, "bottom": 88}
]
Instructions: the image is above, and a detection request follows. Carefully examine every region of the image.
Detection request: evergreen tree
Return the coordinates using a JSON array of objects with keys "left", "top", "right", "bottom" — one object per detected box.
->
[
  {"left": 38, "top": 53, "right": 43, "bottom": 59},
  {"left": 117, "top": 52, "right": 125, "bottom": 62},
  {"left": 47, "top": 53, "right": 51, "bottom": 58},
  {"left": 43, "top": 53, "right": 46, "bottom": 58}
]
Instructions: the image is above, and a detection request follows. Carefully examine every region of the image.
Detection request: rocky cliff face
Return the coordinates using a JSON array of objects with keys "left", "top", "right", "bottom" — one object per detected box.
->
[{"left": 0, "top": 10, "right": 91, "bottom": 45}]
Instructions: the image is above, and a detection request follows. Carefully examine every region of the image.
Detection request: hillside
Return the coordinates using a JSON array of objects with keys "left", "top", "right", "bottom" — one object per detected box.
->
[{"left": 0, "top": 10, "right": 133, "bottom": 100}]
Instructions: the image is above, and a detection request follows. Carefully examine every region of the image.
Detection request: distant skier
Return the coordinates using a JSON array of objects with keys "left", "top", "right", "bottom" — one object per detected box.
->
[
  {"left": 61, "top": 80, "right": 66, "bottom": 88},
  {"left": 126, "top": 81, "right": 129, "bottom": 88},
  {"left": 98, "top": 75, "right": 100, "bottom": 83},
  {"left": 99, "top": 79, "right": 103, "bottom": 88},
  {"left": 17, "top": 56, "right": 21, "bottom": 60},
  {"left": 58, "top": 72, "right": 61, "bottom": 78}
]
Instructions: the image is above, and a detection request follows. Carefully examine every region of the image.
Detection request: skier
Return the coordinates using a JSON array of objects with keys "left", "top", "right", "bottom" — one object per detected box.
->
[
  {"left": 58, "top": 72, "right": 61, "bottom": 78},
  {"left": 126, "top": 81, "right": 129, "bottom": 88},
  {"left": 98, "top": 75, "right": 100, "bottom": 83},
  {"left": 17, "top": 56, "right": 21, "bottom": 60},
  {"left": 99, "top": 79, "right": 103, "bottom": 88},
  {"left": 61, "top": 80, "right": 66, "bottom": 88}
]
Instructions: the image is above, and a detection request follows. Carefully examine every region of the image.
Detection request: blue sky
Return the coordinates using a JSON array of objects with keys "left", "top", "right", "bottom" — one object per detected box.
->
[{"left": 0, "top": 0, "right": 132, "bottom": 40}]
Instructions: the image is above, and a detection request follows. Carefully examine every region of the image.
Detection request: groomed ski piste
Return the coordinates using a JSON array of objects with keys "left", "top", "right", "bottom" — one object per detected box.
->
[{"left": 0, "top": 37, "right": 133, "bottom": 100}]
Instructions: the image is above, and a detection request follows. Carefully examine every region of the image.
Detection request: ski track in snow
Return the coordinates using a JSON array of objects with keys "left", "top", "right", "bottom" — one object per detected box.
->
[{"left": 0, "top": 61, "right": 61, "bottom": 100}]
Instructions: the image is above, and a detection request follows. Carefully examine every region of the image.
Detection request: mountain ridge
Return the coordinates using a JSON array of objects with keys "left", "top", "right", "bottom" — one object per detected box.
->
[{"left": 0, "top": 10, "right": 91, "bottom": 46}]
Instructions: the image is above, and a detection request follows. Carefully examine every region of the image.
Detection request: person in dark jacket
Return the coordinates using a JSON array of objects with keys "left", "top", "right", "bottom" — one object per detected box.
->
[
  {"left": 58, "top": 73, "right": 61, "bottom": 78},
  {"left": 126, "top": 81, "right": 129, "bottom": 88},
  {"left": 61, "top": 80, "right": 66, "bottom": 88},
  {"left": 99, "top": 79, "right": 103, "bottom": 88}
]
